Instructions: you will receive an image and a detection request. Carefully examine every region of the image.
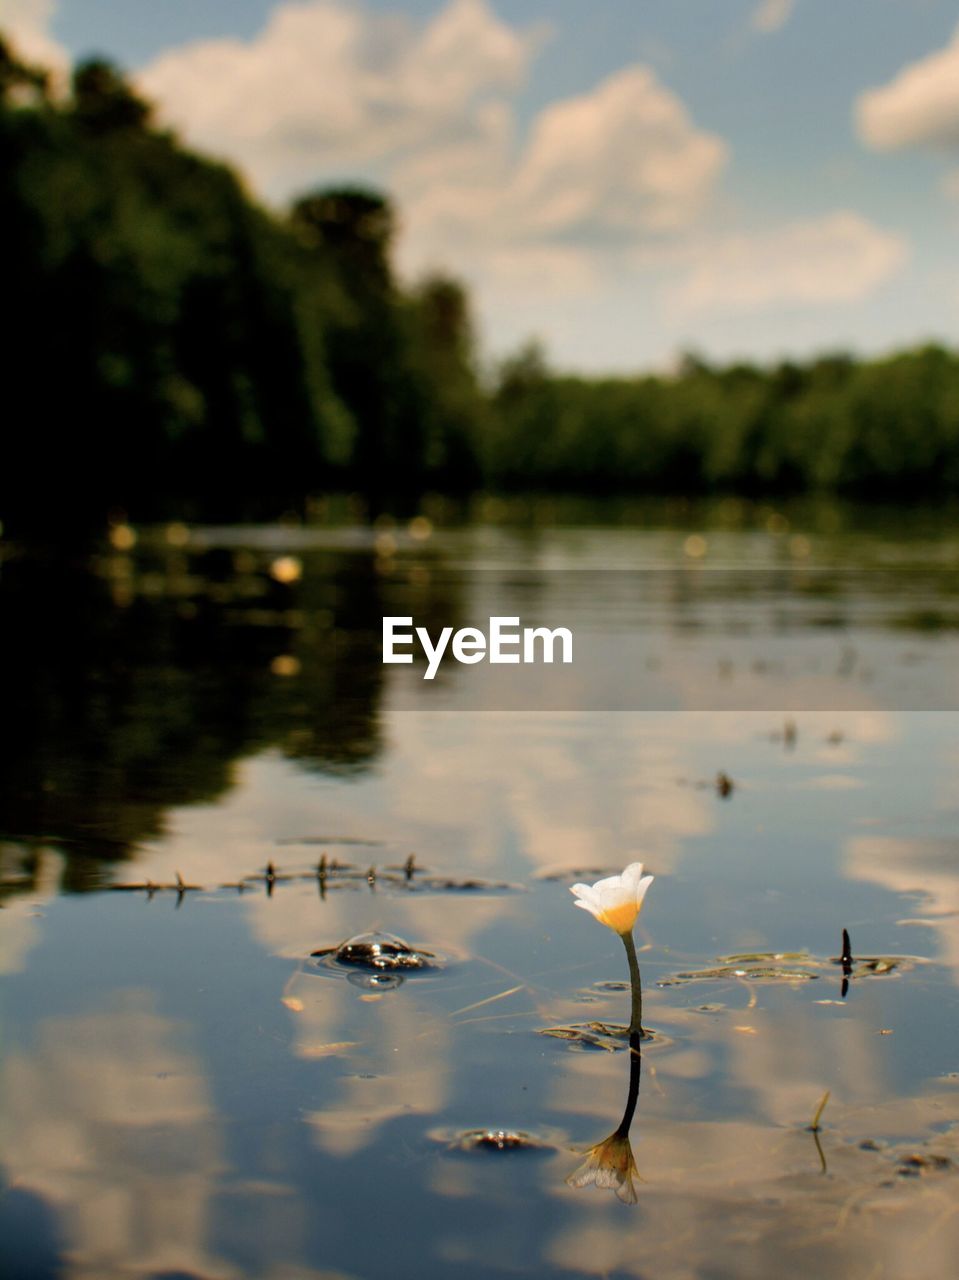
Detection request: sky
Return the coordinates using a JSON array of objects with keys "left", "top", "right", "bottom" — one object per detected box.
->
[{"left": 5, "top": 0, "right": 959, "bottom": 372}]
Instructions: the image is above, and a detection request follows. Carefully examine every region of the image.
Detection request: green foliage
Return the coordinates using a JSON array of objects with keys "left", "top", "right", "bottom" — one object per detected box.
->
[
  {"left": 486, "top": 343, "right": 959, "bottom": 498},
  {"left": 0, "top": 45, "right": 486, "bottom": 535},
  {"left": 3, "top": 35, "right": 959, "bottom": 535},
  {"left": 405, "top": 275, "right": 485, "bottom": 492}
]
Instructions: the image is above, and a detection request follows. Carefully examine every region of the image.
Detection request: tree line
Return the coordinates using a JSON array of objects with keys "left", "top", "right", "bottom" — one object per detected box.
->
[{"left": 2, "top": 37, "right": 958, "bottom": 538}]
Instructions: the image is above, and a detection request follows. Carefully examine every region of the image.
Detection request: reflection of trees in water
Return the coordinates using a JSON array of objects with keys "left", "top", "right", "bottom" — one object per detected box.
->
[{"left": 0, "top": 542, "right": 464, "bottom": 897}]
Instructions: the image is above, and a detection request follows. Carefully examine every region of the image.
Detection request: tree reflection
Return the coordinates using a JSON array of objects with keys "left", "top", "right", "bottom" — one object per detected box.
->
[{"left": 0, "top": 540, "right": 463, "bottom": 898}]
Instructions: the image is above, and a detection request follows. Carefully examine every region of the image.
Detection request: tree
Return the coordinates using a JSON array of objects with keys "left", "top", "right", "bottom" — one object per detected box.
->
[
  {"left": 405, "top": 275, "right": 484, "bottom": 491},
  {"left": 290, "top": 187, "right": 427, "bottom": 508}
]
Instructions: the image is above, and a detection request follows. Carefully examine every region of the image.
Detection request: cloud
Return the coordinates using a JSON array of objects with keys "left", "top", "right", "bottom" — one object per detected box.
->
[
  {"left": 3, "top": 995, "right": 228, "bottom": 1279},
  {"left": 509, "top": 66, "right": 726, "bottom": 238},
  {"left": 857, "top": 23, "right": 959, "bottom": 150},
  {"left": 397, "top": 63, "right": 727, "bottom": 285},
  {"left": 2, "top": 0, "right": 69, "bottom": 73},
  {"left": 751, "top": 0, "right": 796, "bottom": 35},
  {"left": 136, "top": 0, "right": 727, "bottom": 296},
  {"left": 670, "top": 212, "right": 908, "bottom": 315},
  {"left": 137, "top": 0, "right": 544, "bottom": 196}
]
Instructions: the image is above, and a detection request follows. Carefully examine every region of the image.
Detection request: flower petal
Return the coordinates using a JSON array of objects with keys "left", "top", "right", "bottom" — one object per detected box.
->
[
  {"left": 570, "top": 883, "right": 600, "bottom": 908},
  {"left": 620, "top": 862, "right": 645, "bottom": 890},
  {"left": 634, "top": 874, "right": 654, "bottom": 906},
  {"left": 615, "top": 1176, "right": 638, "bottom": 1205},
  {"left": 573, "top": 899, "right": 600, "bottom": 918},
  {"left": 591, "top": 875, "right": 625, "bottom": 894}
]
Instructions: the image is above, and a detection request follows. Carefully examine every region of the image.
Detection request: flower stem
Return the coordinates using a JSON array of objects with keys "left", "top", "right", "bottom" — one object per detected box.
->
[
  {"left": 616, "top": 1033, "right": 642, "bottom": 1137},
  {"left": 621, "top": 929, "right": 643, "bottom": 1038}
]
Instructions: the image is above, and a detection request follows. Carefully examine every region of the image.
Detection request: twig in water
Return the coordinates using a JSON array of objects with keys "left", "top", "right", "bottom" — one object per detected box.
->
[
  {"left": 809, "top": 1089, "right": 830, "bottom": 1133},
  {"left": 449, "top": 984, "right": 526, "bottom": 1018}
]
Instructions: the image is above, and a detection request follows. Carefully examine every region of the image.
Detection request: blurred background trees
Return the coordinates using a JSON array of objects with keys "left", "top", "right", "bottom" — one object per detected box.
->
[{"left": 3, "top": 37, "right": 959, "bottom": 538}]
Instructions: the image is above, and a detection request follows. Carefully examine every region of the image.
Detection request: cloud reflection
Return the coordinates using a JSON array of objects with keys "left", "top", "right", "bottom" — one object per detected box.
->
[{"left": 1, "top": 992, "right": 226, "bottom": 1280}]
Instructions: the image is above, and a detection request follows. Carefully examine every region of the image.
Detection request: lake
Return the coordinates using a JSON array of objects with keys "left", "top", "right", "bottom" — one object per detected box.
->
[{"left": 4, "top": 504, "right": 959, "bottom": 1280}]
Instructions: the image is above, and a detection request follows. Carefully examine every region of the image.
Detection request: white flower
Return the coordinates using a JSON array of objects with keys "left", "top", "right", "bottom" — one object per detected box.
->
[{"left": 570, "top": 862, "right": 654, "bottom": 936}]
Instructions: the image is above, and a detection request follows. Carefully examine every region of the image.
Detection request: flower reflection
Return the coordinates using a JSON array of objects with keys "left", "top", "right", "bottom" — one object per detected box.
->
[
  {"left": 566, "top": 949, "right": 644, "bottom": 1203},
  {"left": 566, "top": 1031, "right": 643, "bottom": 1205},
  {"left": 567, "top": 1127, "right": 640, "bottom": 1205}
]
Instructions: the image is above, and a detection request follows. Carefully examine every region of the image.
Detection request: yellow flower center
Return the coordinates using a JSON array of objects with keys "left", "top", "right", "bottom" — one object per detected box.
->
[{"left": 598, "top": 900, "right": 639, "bottom": 934}]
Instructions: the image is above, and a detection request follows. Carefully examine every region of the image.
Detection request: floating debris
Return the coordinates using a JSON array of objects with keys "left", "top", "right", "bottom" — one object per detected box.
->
[
  {"left": 662, "top": 944, "right": 926, "bottom": 990},
  {"left": 715, "top": 771, "right": 735, "bottom": 799},
  {"left": 768, "top": 719, "right": 798, "bottom": 748},
  {"left": 896, "top": 1153, "right": 953, "bottom": 1178},
  {"left": 320, "top": 857, "right": 356, "bottom": 871},
  {"left": 659, "top": 953, "right": 822, "bottom": 986},
  {"left": 99, "top": 858, "right": 521, "bottom": 902},
  {"left": 538, "top": 1021, "right": 665, "bottom": 1053},
  {"left": 853, "top": 958, "right": 905, "bottom": 976},
  {"left": 413, "top": 875, "right": 523, "bottom": 894},
  {"left": 383, "top": 853, "right": 422, "bottom": 880},
  {"left": 317, "top": 932, "right": 436, "bottom": 970},
  {"left": 308, "top": 936, "right": 443, "bottom": 983},
  {"left": 243, "top": 861, "right": 297, "bottom": 896},
  {"left": 678, "top": 774, "right": 737, "bottom": 795},
  {"left": 297, "top": 1041, "right": 360, "bottom": 1059},
  {"left": 535, "top": 865, "right": 616, "bottom": 883},
  {"left": 309, "top": 859, "right": 520, "bottom": 895},
  {"left": 829, "top": 928, "right": 922, "bottom": 993},
  {"left": 435, "top": 1128, "right": 554, "bottom": 1156},
  {"left": 837, "top": 927, "right": 853, "bottom": 996},
  {"left": 108, "top": 873, "right": 203, "bottom": 899}
]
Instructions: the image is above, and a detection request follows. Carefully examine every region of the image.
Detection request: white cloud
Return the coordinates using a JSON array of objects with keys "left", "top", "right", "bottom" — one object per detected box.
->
[
  {"left": 138, "top": 0, "right": 544, "bottom": 196},
  {"left": 2, "top": 0, "right": 69, "bottom": 74},
  {"left": 670, "top": 211, "right": 908, "bottom": 315},
  {"left": 397, "top": 63, "right": 727, "bottom": 287},
  {"left": 136, "top": 0, "right": 727, "bottom": 297},
  {"left": 857, "top": 23, "right": 959, "bottom": 150},
  {"left": 485, "top": 246, "right": 603, "bottom": 301},
  {"left": 510, "top": 66, "right": 726, "bottom": 238},
  {"left": 752, "top": 0, "right": 796, "bottom": 35}
]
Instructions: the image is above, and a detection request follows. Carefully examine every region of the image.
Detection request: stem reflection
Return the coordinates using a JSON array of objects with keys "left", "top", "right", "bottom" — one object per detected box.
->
[{"left": 566, "top": 947, "right": 643, "bottom": 1204}]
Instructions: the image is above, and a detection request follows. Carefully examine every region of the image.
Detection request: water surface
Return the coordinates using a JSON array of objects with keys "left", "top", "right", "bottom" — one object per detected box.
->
[{"left": 3, "top": 513, "right": 959, "bottom": 1279}]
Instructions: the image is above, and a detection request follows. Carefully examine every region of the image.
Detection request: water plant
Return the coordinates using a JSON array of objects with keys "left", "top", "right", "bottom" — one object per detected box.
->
[
  {"left": 570, "top": 862, "right": 653, "bottom": 1036},
  {"left": 566, "top": 863, "right": 653, "bottom": 1202}
]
